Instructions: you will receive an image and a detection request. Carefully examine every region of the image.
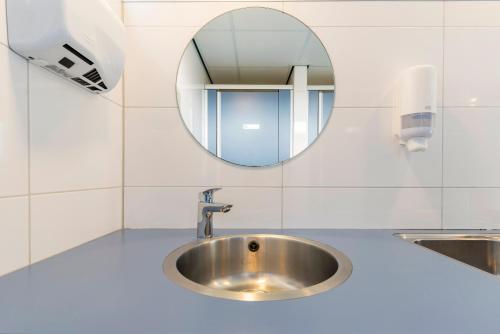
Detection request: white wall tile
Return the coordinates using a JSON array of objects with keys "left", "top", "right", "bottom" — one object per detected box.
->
[
  {"left": 125, "top": 107, "right": 282, "bottom": 186},
  {"left": 125, "top": 186, "right": 281, "bottom": 229},
  {"left": 444, "top": 28, "right": 500, "bottom": 107},
  {"left": 284, "top": 1, "right": 443, "bottom": 27},
  {"left": 284, "top": 108, "right": 442, "bottom": 187},
  {"left": 444, "top": 107, "right": 500, "bottom": 187},
  {"left": 283, "top": 187, "right": 441, "bottom": 229},
  {"left": 443, "top": 187, "right": 500, "bottom": 229},
  {"left": 125, "top": 27, "right": 198, "bottom": 107},
  {"left": 31, "top": 188, "right": 122, "bottom": 263},
  {"left": 29, "top": 65, "right": 122, "bottom": 193},
  {"left": 0, "top": 0, "right": 6, "bottom": 46},
  {"left": 445, "top": 1, "right": 500, "bottom": 27},
  {"left": 124, "top": 2, "right": 282, "bottom": 27},
  {"left": 314, "top": 27, "right": 443, "bottom": 107},
  {"left": 0, "top": 45, "right": 28, "bottom": 197},
  {"left": 0, "top": 197, "right": 29, "bottom": 277},
  {"left": 125, "top": 187, "right": 195, "bottom": 228}
]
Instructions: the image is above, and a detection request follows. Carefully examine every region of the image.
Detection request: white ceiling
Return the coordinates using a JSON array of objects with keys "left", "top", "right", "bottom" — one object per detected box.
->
[{"left": 193, "top": 8, "right": 335, "bottom": 85}]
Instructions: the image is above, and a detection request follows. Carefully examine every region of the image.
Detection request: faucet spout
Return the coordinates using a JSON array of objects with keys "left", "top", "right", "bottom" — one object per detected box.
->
[
  {"left": 204, "top": 203, "right": 233, "bottom": 214},
  {"left": 197, "top": 189, "right": 232, "bottom": 239},
  {"left": 221, "top": 204, "right": 232, "bottom": 213}
]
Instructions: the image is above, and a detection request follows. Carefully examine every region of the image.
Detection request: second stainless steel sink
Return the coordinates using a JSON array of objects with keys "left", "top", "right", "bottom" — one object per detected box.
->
[{"left": 397, "top": 233, "right": 500, "bottom": 276}]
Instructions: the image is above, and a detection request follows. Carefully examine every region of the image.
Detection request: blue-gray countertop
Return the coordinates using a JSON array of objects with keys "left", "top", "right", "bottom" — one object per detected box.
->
[{"left": 1, "top": 229, "right": 499, "bottom": 334}]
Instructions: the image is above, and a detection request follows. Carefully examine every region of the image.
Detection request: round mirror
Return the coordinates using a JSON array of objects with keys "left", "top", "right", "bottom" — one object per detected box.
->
[{"left": 176, "top": 7, "right": 335, "bottom": 167}]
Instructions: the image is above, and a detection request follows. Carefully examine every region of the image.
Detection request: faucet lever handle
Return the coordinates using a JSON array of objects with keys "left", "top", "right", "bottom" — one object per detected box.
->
[{"left": 200, "top": 188, "right": 222, "bottom": 203}]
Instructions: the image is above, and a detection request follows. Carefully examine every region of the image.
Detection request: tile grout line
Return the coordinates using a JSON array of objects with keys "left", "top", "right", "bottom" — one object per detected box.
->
[
  {"left": 125, "top": 105, "right": 500, "bottom": 110},
  {"left": 0, "top": 188, "right": 124, "bottom": 200},
  {"left": 124, "top": 184, "right": 500, "bottom": 188},
  {"left": 441, "top": 0, "right": 445, "bottom": 230},
  {"left": 27, "top": 59, "right": 32, "bottom": 265},
  {"left": 30, "top": 186, "right": 123, "bottom": 197},
  {"left": 121, "top": 0, "right": 126, "bottom": 231},
  {"left": 0, "top": 194, "right": 31, "bottom": 200},
  {"left": 125, "top": 24, "right": 447, "bottom": 28},
  {"left": 122, "top": 185, "right": 500, "bottom": 189},
  {"left": 278, "top": 3, "right": 284, "bottom": 229}
]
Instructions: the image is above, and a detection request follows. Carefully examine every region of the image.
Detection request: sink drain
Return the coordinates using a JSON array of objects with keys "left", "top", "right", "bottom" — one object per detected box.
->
[{"left": 248, "top": 240, "right": 260, "bottom": 252}]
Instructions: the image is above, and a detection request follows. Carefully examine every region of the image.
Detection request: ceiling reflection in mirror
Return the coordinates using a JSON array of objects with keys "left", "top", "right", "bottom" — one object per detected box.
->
[{"left": 177, "top": 7, "right": 335, "bottom": 167}]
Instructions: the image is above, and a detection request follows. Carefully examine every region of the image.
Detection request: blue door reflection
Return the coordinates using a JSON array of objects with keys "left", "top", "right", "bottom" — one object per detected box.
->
[
  {"left": 220, "top": 91, "right": 280, "bottom": 166},
  {"left": 206, "top": 89, "right": 334, "bottom": 166}
]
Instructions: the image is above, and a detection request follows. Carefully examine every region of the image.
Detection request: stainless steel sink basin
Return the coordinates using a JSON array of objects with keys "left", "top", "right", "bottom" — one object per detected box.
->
[
  {"left": 397, "top": 233, "right": 500, "bottom": 276},
  {"left": 163, "top": 234, "right": 352, "bottom": 301}
]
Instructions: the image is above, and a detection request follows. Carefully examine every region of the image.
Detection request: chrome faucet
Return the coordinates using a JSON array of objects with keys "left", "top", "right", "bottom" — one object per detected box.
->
[{"left": 197, "top": 188, "right": 232, "bottom": 239}]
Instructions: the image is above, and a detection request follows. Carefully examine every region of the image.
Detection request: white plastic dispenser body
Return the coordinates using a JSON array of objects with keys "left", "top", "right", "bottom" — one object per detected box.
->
[
  {"left": 6, "top": 0, "right": 125, "bottom": 94},
  {"left": 394, "top": 65, "right": 437, "bottom": 152}
]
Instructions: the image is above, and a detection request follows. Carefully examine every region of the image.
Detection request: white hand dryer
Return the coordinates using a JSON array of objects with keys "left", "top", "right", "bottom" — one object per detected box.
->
[{"left": 6, "top": 0, "right": 125, "bottom": 94}]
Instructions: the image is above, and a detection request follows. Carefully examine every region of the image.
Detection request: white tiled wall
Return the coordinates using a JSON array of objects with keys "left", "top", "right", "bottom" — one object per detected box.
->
[
  {"left": 444, "top": 108, "right": 500, "bottom": 187},
  {"left": 0, "top": 197, "right": 29, "bottom": 277},
  {"left": 443, "top": 188, "right": 500, "bottom": 230},
  {"left": 123, "top": 0, "right": 500, "bottom": 231},
  {"left": 444, "top": 1, "right": 500, "bottom": 27},
  {"left": 123, "top": 2, "right": 282, "bottom": 27},
  {"left": 125, "top": 187, "right": 281, "bottom": 228},
  {"left": 29, "top": 64, "right": 122, "bottom": 194},
  {"left": 0, "top": 41, "right": 28, "bottom": 198},
  {"left": 3, "top": 0, "right": 500, "bottom": 275},
  {"left": 312, "top": 26, "right": 443, "bottom": 108},
  {"left": 283, "top": 108, "right": 442, "bottom": 187},
  {"left": 283, "top": 1, "right": 443, "bottom": 27},
  {"left": 444, "top": 28, "right": 500, "bottom": 107},
  {"left": 284, "top": 187, "right": 441, "bottom": 229},
  {"left": 31, "top": 188, "right": 122, "bottom": 263},
  {"left": 0, "top": 0, "right": 124, "bottom": 275}
]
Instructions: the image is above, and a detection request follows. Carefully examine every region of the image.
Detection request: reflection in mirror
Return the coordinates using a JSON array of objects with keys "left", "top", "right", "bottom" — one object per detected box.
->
[{"left": 177, "top": 7, "right": 335, "bottom": 167}]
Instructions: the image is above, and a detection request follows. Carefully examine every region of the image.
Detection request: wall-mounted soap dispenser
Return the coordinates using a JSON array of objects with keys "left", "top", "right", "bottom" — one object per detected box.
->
[
  {"left": 393, "top": 65, "right": 437, "bottom": 152},
  {"left": 6, "top": 0, "right": 125, "bottom": 94}
]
